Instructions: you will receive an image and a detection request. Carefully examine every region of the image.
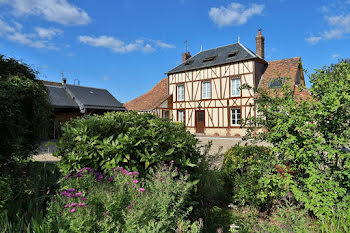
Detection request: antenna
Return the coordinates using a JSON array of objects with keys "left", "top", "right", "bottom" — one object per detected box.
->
[
  {"left": 200, "top": 45, "right": 203, "bottom": 52},
  {"left": 60, "top": 71, "right": 64, "bottom": 79},
  {"left": 74, "top": 78, "right": 80, "bottom": 86},
  {"left": 238, "top": 36, "right": 240, "bottom": 43},
  {"left": 184, "top": 40, "right": 188, "bottom": 52}
]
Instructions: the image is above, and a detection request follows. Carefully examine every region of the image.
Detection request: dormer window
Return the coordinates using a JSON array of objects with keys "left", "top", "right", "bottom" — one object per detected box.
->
[
  {"left": 184, "top": 60, "right": 194, "bottom": 66},
  {"left": 227, "top": 51, "right": 238, "bottom": 59},
  {"left": 203, "top": 56, "right": 216, "bottom": 62},
  {"left": 269, "top": 78, "right": 285, "bottom": 88}
]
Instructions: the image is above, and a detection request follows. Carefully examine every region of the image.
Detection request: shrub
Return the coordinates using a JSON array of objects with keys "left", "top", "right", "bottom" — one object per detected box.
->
[
  {"left": 0, "top": 55, "right": 52, "bottom": 166},
  {"left": 55, "top": 111, "right": 200, "bottom": 176},
  {"left": 46, "top": 162, "right": 202, "bottom": 232},
  {"left": 222, "top": 144, "right": 281, "bottom": 209}
]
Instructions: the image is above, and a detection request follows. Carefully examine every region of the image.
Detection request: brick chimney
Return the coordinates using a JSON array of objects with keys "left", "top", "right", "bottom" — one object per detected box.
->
[
  {"left": 182, "top": 52, "right": 191, "bottom": 63},
  {"left": 62, "top": 78, "right": 67, "bottom": 84},
  {"left": 255, "top": 29, "right": 265, "bottom": 59}
]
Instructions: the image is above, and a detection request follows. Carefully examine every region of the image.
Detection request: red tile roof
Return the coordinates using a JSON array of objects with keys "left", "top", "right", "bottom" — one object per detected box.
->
[{"left": 124, "top": 78, "right": 168, "bottom": 111}]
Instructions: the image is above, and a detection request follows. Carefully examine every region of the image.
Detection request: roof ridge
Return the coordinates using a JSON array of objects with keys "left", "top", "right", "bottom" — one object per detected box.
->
[
  {"left": 66, "top": 84, "right": 109, "bottom": 91},
  {"left": 268, "top": 57, "right": 301, "bottom": 63}
]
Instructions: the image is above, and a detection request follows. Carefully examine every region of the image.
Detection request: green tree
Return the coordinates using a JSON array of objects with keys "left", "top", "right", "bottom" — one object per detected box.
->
[
  {"left": 0, "top": 55, "right": 52, "bottom": 167},
  {"left": 245, "top": 59, "right": 350, "bottom": 217}
]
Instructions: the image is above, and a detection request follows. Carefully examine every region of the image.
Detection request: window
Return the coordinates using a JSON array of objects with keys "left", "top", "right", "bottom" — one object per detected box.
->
[
  {"left": 269, "top": 78, "right": 285, "bottom": 88},
  {"left": 162, "top": 110, "right": 169, "bottom": 119},
  {"left": 231, "top": 108, "right": 241, "bottom": 126},
  {"left": 203, "top": 56, "right": 216, "bottom": 62},
  {"left": 184, "top": 60, "right": 194, "bottom": 66},
  {"left": 178, "top": 110, "right": 185, "bottom": 123},
  {"left": 231, "top": 78, "right": 241, "bottom": 97},
  {"left": 202, "top": 81, "right": 211, "bottom": 99},
  {"left": 177, "top": 85, "right": 184, "bottom": 101},
  {"left": 227, "top": 51, "right": 238, "bottom": 59}
]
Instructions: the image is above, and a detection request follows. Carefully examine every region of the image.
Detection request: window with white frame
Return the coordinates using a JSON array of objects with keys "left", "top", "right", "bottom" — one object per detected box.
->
[
  {"left": 231, "top": 78, "right": 241, "bottom": 97},
  {"left": 231, "top": 108, "right": 241, "bottom": 126},
  {"left": 202, "top": 81, "right": 211, "bottom": 99},
  {"left": 177, "top": 85, "right": 184, "bottom": 101},
  {"left": 178, "top": 110, "right": 185, "bottom": 123}
]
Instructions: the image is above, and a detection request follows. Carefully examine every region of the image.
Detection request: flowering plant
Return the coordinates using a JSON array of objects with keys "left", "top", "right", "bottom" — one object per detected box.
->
[{"left": 46, "top": 162, "right": 202, "bottom": 232}]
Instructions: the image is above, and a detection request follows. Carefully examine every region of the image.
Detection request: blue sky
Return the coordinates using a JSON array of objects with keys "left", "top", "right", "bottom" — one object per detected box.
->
[{"left": 0, "top": 0, "right": 349, "bottom": 103}]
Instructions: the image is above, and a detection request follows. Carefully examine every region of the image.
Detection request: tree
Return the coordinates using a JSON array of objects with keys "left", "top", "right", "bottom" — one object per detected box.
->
[
  {"left": 0, "top": 55, "right": 52, "bottom": 167},
  {"left": 245, "top": 59, "right": 350, "bottom": 217}
]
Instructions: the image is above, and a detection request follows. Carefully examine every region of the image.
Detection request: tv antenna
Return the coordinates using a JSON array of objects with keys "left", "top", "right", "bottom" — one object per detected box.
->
[{"left": 184, "top": 40, "right": 188, "bottom": 52}]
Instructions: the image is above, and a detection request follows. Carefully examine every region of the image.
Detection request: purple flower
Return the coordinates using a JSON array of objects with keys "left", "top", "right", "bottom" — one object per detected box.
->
[
  {"left": 132, "top": 171, "right": 139, "bottom": 176},
  {"left": 61, "top": 191, "right": 68, "bottom": 196},
  {"left": 127, "top": 205, "right": 131, "bottom": 209},
  {"left": 139, "top": 188, "right": 145, "bottom": 192},
  {"left": 76, "top": 173, "right": 83, "bottom": 178},
  {"left": 70, "top": 203, "right": 78, "bottom": 207},
  {"left": 126, "top": 182, "right": 130, "bottom": 185},
  {"left": 78, "top": 203, "right": 86, "bottom": 207},
  {"left": 133, "top": 179, "right": 139, "bottom": 184},
  {"left": 108, "top": 177, "right": 114, "bottom": 181},
  {"left": 67, "top": 188, "right": 76, "bottom": 193},
  {"left": 64, "top": 204, "right": 69, "bottom": 208},
  {"left": 74, "top": 192, "right": 83, "bottom": 197},
  {"left": 127, "top": 172, "right": 133, "bottom": 175},
  {"left": 71, "top": 208, "right": 76, "bottom": 213},
  {"left": 104, "top": 211, "right": 109, "bottom": 216},
  {"left": 122, "top": 169, "right": 128, "bottom": 174},
  {"left": 81, "top": 197, "right": 87, "bottom": 201},
  {"left": 65, "top": 173, "right": 71, "bottom": 179},
  {"left": 114, "top": 167, "right": 123, "bottom": 171}
]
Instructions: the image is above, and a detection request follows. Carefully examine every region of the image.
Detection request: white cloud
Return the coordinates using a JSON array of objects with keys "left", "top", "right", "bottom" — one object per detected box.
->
[
  {"left": 209, "top": 2, "right": 264, "bottom": 27},
  {"left": 155, "top": 40, "right": 176, "bottom": 49},
  {"left": 0, "top": 19, "right": 59, "bottom": 50},
  {"left": 35, "top": 27, "right": 62, "bottom": 39},
  {"left": 331, "top": 54, "right": 340, "bottom": 59},
  {"left": 323, "top": 14, "right": 350, "bottom": 39},
  {"left": 79, "top": 35, "right": 174, "bottom": 54},
  {"left": 305, "top": 35, "right": 322, "bottom": 45},
  {"left": 1, "top": 0, "right": 90, "bottom": 25}
]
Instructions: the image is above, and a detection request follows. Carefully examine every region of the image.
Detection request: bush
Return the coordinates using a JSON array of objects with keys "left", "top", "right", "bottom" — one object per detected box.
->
[
  {"left": 222, "top": 144, "right": 280, "bottom": 209},
  {"left": 0, "top": 55, "right": 52, "bottom": 166},
  {"left": 55, "top": 111, "right": 200, "bottom": 176},
  {"left": 46, "top": 162, "right": 202, "bottom": 232}
]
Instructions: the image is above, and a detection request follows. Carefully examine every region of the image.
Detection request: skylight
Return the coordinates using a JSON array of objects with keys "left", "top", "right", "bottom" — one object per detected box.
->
[
  {"left": 269, "top": 78, "right": 285, "bottom": 88},
  {"left": 202, "top": 56, "right": 216, "bottom": 62},
  {"left": 184, "top": 60, "right": 194, "bottom": 65},
  {"left": 227, "top": 51, "right": 238, "bottom": 58}
]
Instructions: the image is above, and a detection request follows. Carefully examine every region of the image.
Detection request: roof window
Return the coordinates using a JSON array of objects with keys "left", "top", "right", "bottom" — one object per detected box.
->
[
  {"left": 227, "top": 51, "right": 238, "bottom": 59},
  {"left": 202, "top": 56, "right": 216, "bottom": 62},
  {"left": 269, "top": 78, "right": 285, "bottom": 88},
  {"left": 184, "top": 60, "right": 194, "bottom": 65}
]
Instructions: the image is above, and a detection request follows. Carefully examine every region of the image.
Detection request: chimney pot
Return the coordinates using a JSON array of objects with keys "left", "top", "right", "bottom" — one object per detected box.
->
[
  {"left": 182, "top": 52, "right": 191, "bottom": 63},
  {"left": 62, "top": 78, "right": 67, "bottom": 84},
  {"left": 255, "top": 29, "right": 265, "bottom": 59}
]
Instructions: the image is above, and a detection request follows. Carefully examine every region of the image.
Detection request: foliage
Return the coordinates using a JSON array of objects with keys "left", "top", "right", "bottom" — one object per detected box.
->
[
  {"left": 0, "top": 55, "right": 52, "bottom": 166},
  {"left": 245, "top": 59, "right": 350, "bottom": 217},
  {"left": 55, "top": 111, "right": 200, "bottom": 176},
  {"left": 257, "top": 203, "right": 319, "bottom": 233},
  {"left": 46, "top": 162, "right": 202, "bottom": 232},
  {"left": 222, "top": 144, "right": 281, "bottom": 209}
]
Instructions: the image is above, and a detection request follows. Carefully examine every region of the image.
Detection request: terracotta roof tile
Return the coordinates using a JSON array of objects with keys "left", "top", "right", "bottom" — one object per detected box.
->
[{"left": 124, "top": 78, "right": 168, "bottom": 111}]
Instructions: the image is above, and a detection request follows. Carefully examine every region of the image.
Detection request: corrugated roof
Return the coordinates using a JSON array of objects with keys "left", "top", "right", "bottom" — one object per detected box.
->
[
  {"left": 166, "top": 42, "right": 258, "bottom": 74},
  {"left": 66, "top": 84, "right": 125, "bottom": 110},
  {"left": 46, "top": 85, "right": 79, "bottom": 108},
  {"left": 124, "top": 78, "right": 168, "bottom": 111}
]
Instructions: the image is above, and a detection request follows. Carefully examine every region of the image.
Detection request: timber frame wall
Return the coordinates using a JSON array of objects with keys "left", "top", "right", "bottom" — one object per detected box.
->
[{"left": 168, "top": 59, "right": 257, "bottom": 137}]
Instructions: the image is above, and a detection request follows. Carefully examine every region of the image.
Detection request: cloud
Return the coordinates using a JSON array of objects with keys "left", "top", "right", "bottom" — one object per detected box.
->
[
  {"left": 35, "top": 27, "right": 62, "bottom": 39},
  {"left": 331, "top": 54, "right": 340, "bottom": 59},
  {"left": 1, "top": 0, "right": 90, "bottom": 25},
  {"left": 78, "top": 35, "right": 174, "bottom": 53},
  {"left": 323, "top": 14, "right": 350, "bottom": 39},
  {"left": 305, "top": 35, "right": 322, "bottom": 45},
  {"left": 0, "top": 19, "right": 59, "bottom": 50},
  {"left": 209, "top": 2, "right": 264, "bottom": 27}
]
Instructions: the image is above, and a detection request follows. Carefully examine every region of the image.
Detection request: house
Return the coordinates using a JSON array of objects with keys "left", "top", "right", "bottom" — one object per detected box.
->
[
  {"left": 43, "top": 78, "right": 126, "bottom": 137},
  {"left": 125, "top": 30, "right": 308, "bottom": 137}
]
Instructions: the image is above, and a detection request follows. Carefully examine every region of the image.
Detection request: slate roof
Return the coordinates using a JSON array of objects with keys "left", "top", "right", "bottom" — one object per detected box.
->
[
  {"left": 65, "top": 84, "right": 125, "bottom": 110},
  {"left": 124, "top": 78, "right": 168, "bottom": 111},
  {"left": 46, "top": 85, "right": 79, "bottom": 108},
  {"left": 43, "top": 81, "right": 125, "bottom": 111},
  {"left": 166, "top": 42, "right": 258, "bottom": 74}
]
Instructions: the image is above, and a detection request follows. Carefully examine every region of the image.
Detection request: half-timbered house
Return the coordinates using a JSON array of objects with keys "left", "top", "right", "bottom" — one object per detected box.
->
[{"left": 126, "top": 30, "right": 308, "bottom": 137}]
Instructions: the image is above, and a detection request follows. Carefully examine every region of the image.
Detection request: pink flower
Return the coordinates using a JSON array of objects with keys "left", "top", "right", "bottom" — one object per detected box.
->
[
  {"left": 78, "top": 203, "right": 86, "bottom": 207},
  {"left": 170, "top": 160, "right": 174, "bottom": 164},
  {"left": 104, "top": 211, "right": 109, "bottom": 216},
  {"left": 132, "top": 171, "right": 139, "bottom": 176},
  {"left": 127, "top": 172, "right": 133, "bottom": 175},
  {"left": 70, "top": 203, "right": 78, "bottom": 207},
  {"left": 70, "top": 208, "right": 76, "bottom": 213},
  {"left": 108, "top": 177, "right": 114, "bottom": 181},
  {"left": 64, "top": 204, "right": 69, "bottom": 208},
  {"left": 122, "top": 169, "right": 128, "bottom": 174},
  {"left": 81, "top": 197, "right": 87, "bottom": 201},
  {"left": 139, "top": 188, "right": 145, "bottom": 192},
  {"left": 74, "top": 192, "right": 83, "bottom": 197},
  {"left": 126, "top": 182, "right": 130, "bottom": 185},
  {"left": 127, "top": 205, "right": 131, "bottom": 209},
  {"left": 67, "top": 188, "right": 76, "bottom": 193},
  {"left": 133, "top": 179, "right": 139, "bottom": 184}
]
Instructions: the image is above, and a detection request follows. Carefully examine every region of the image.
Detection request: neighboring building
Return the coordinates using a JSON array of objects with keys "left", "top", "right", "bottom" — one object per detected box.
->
[
  {"left": 43, "top": 78, "right": 125, "bottom": 137},
  {"left": 126, "top": 30, "right": 308, "bottom": 137}
]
